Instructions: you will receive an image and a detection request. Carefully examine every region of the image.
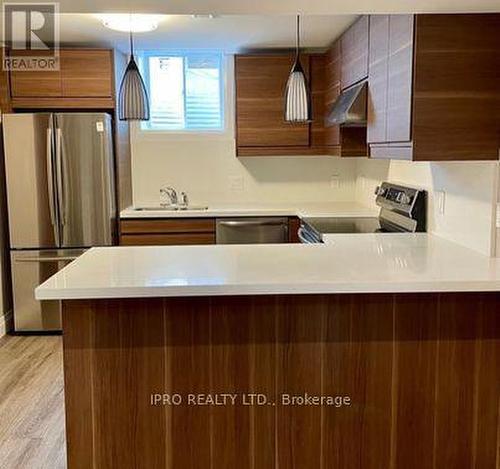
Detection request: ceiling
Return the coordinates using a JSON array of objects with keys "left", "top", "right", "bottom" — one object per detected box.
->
[
  {"left": 5, "top": 0, "right": 500, "bottom": 14},
  {"left": 55, "top": 14, "right": 358, "bottom": 53}
]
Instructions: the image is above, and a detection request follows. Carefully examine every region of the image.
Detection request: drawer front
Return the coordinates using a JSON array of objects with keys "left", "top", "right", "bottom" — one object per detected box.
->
[
  {"left": 120, "top": 218, "right": 216, "bottom": 234},
  {"left": 120, "top": 233, "right": 215, "bottom": 246}
]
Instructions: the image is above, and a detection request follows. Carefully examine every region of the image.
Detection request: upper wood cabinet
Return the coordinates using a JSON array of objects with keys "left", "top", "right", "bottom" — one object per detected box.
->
[
  {"left": 10, "top": 50, "right": 63, "bottom": 97},
  {"left": 235, "top": 51, "right": 361, "bottom": 157},
  {"left": 235, "top": 54, "right": 310, "bottom": 154},
  {"left": 10, "top": 49, "right": 114, "bottom": 107},
  {"left": 60, "top": 50, "right": 113, "bottom": 97},
  {"left": 368, "top": 14, "right": 500, "bottom": 161},
  {"left": 341, "top": 15, "right": 369, "bottom": 90}
]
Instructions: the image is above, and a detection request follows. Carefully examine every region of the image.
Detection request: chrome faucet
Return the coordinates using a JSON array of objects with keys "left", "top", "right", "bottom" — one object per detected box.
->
[
  {"left": 160, "top": 186, "right": 178, "bottom": 206},
  {"left": 179, "top": 192, "right": 189, "bottom": 209}
]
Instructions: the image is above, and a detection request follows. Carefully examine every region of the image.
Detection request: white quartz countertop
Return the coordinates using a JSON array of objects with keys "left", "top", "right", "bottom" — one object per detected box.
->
[
  {"left": 36, "top": 234, "right": 500, "bottom": 300},
  {"left": 120, "top": 202, "right": 378, "bottom": 219}
]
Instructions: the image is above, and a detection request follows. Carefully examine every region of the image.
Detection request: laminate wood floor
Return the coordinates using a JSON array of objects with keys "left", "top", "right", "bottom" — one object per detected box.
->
[{"left": 0, "top": 335, "right": 66, "bottom": 469}]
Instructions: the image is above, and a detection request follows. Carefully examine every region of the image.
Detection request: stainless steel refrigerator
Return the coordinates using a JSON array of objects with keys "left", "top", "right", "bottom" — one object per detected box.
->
[{"left": 2, "top": 113, "right": 116, "bottom": 332}]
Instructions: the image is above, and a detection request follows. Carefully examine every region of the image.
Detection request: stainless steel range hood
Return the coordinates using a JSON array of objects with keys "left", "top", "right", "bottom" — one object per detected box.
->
[{"left": 326, "top": 81, "right": 367, "bottom": 127}]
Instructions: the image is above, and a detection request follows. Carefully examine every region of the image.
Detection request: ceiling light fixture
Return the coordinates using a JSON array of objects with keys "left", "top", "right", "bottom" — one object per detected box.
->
[
  {"left": 97, "top": 14, "right": 162, "bottom": 33},
  {"left": 118, "top": 27, "right": 150, "bottom": 121},
  {"left": 284, "top": 15, "right": 312, "bottom": 123}
]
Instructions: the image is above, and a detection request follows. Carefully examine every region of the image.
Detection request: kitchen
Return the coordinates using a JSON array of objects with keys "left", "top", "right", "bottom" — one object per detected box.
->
[{"left": 0, "top": 3, "right": 499, "bottom": 469}]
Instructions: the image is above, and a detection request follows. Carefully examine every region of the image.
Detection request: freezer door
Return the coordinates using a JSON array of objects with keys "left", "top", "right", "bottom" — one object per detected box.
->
[
  {"left": 3, "top": 113, "right": 59, "bottom": 249},
  {"left": 54, "top": 113, "right": 116, "bottom": 248},
  {"left": 11, "top": 249, "right": 85, "bottom": 332}
]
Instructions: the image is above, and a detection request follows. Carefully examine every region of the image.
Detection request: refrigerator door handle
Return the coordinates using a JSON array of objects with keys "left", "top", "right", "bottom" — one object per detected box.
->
[
  {"left": 55, "top": 127, "right": 66, "bottom": 226},
  {"left": 46, "top": 126, "right": 60, "bottom": 245},
  {"left": 46, "top": 128, "right": 56, "bottom": 226}
]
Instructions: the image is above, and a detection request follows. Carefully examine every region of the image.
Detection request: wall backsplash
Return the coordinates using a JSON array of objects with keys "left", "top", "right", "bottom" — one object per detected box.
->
[
  {"left": 131, "top": 135, "right": 358, "bottom": 206},
  {"left": 355, "top": 159, "right": 499, "bottom": 256}
]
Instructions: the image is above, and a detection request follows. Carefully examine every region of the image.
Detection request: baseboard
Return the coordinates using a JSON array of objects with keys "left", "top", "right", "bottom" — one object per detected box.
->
[{"left": 0, "top": 310, "right": 13, "bottom": 338}]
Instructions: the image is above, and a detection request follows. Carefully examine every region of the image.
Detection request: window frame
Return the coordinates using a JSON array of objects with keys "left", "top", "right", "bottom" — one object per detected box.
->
[{"left": 134, "top": 50, "right": 232, "bottom": 140}]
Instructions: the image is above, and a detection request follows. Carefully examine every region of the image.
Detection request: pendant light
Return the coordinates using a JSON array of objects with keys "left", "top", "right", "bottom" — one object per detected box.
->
[
  {"left": 118, "top": 30, "right": 150, "bottom": 121},
  {"left": 284, "top": 15, "right": 312, "bottom": 123}
]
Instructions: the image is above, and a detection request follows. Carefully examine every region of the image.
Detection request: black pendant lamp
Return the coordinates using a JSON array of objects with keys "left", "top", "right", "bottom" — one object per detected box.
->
[
  {"left": 284, "top": 15, "right": 312, "bottom": 123},
  {"left": 118, "top": 30, "right": 150, "bottom": 121}
]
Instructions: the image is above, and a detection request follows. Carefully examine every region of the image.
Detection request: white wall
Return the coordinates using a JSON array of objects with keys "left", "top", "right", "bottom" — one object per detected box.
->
[
  {"left": 131, "top": 132, "right": 357, "bottom": 206},
  {"left": 356, "top": 159, "right": 499, "bottom": 256}
]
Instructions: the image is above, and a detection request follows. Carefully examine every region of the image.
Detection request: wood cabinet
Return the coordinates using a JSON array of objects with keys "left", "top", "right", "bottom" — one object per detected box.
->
[
  {"left": 368, "top": 14, "right": 500, "bottom": 161},
  {"left": 288, "top": 217, "right": 301, "bottom": 243},
  {"left": 235, "top": 50, "right": 365, "bottom": 157},
  {"left": 63, "top": 292, "right": 500, "bottom": 469},
  {"left": 340, "top": 15, "right": 369, "bottom": 90},
  {"left": 60, "top": 50, "right": 113, "bottom": 97},
  {"left": 235, "top": 54, "right": 311, "bottom": 156},
  {"left": 120, "top": 219, "right": 216, "bottom": 246},
  {"left": 9, "top": 49, "right": 114, "bottom": 108},
  {"left": 10, "top": 50, "right": 63, "bottom": 97}
]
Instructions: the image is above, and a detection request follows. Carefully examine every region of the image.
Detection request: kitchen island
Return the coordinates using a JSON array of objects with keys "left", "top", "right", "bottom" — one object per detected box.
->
[{"left": 36, "top": 235, "right": 500, "bottom": 469}]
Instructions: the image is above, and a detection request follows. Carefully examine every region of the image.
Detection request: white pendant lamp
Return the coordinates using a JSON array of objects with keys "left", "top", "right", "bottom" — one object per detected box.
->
[{"left": 284, "top": 15, "right": 312, "bottom": 123}]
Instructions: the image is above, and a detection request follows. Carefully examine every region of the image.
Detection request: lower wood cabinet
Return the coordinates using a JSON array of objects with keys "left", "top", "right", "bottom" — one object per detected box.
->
[
  {"left": 120, "top": 233, "right": 216, "bottom": 246},
  {"left": 288, "top": 217, "right": 301, "bottom": 243},
  {"left": 120, "top": 219, "right": 216, "bottom": 246}
]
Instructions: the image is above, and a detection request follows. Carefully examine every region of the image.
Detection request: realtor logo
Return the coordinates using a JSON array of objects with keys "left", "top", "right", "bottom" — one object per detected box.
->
[{"left": 2, "top": 2, "right": 60, "bottom": 71}]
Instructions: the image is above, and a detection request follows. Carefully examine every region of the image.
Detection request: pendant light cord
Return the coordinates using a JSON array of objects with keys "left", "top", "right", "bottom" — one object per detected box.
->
[
  {"left": 295, "top": 15, "right": 300, "bottom": 60},
  {"left": 129, "top": 13, "right": 134, "bottom": 59}
]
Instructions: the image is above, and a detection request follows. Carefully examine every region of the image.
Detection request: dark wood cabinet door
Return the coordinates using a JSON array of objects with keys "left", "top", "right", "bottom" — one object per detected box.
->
[
  {"left": 235, "top": 55, "right": 310, "bottom": 148},
  {"left": 61, "top": 50, "right": 114, "bottom": 97},
  {"left": 341, "top": 15, "right": 369, "bottom": 90},
  {"left": 386, "top": 15, "right": 414, "bottom": 143}
]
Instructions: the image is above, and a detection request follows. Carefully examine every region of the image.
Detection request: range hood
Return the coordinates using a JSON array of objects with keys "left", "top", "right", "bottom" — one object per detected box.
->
[{"left": 326, "top": 81, "right": 367, "bottom": 127}]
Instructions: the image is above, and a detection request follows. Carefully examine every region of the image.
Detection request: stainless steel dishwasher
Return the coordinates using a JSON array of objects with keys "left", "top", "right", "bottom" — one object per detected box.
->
[{"left": 216, "top": 218, "right": 289, "bottom": 244}]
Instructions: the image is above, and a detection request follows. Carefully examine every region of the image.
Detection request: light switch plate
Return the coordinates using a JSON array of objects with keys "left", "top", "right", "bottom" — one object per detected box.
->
[
  {"left": 229, "top": 175, "right": 244, "bottom": 191},
  {"left": 330, "top": 174, "right": 341, "bottom": 189},
  {"left": 436, "top": 190, "right": 446, "bottom": 215}
]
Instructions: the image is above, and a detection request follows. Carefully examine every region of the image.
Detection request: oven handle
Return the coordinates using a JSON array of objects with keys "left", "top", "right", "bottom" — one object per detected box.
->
[{"left": 298, "top": 227, "right": 319, "bottom": 244}]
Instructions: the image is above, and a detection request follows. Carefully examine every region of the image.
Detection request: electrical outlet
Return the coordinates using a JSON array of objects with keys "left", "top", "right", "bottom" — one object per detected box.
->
[
  {"left": 436, "top": 190, "right": 446, "bottom": 215},
  {"left": 330, "top": 174, "right": 341, "bottom": 189},
  {"left": 228, "top": 175, "right": 244, "bottom": 192}
]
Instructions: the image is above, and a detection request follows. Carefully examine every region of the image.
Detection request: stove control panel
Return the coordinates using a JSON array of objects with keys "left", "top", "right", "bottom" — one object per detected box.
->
[{"left": 375, "top": 182, "right": 427, "bottom": 232}]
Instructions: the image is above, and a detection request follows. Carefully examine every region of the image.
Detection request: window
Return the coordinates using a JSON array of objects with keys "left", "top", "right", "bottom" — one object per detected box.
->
[{"left": 140, "top": 52, "right": 224, "bottom": 132}]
